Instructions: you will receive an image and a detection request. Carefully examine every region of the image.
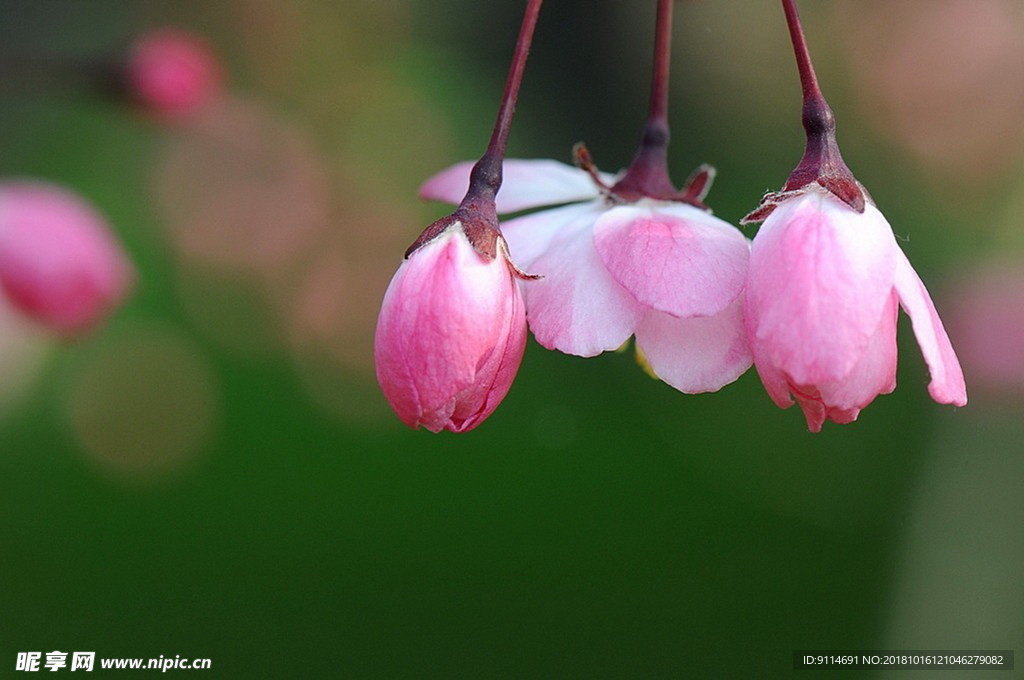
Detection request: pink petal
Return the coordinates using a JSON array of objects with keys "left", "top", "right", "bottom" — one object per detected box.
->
[
  {"left": 593, "top": 203, "right": 750, "bottom": 318},
  {"left": 419, "top": 159, "right": 607, "bottom": 214},
  {"left": 520, "top": 217, "right": 645, "bottom": 357},
  {"left": 815, "top": 290, "right": 899, "bottom": 412},
  {"left": 893, "top": 246, "right": 968, "bottom": 406},
  {"left": 374, "top": 227, "right": 522, "bottom": 431},
  {"left": 751, "top": 358, "right": 795, "bottom": 411},
  {"left": 0, "top": 181, "right": 134, "bottom": 335},
  {"left": 634, "top": 295, "right": 752, "bottom": 393},
  {"left": 790, "top": 387, "right": 828, "bottom": 433},
  {"left": 793, "top": 291, "right": 899, "bottom": 431},
  {"left": 452, "top": 279, "right": 527, "bottom": 432},
  {"left": 501, "top": 203, "right": 601, "bottom": 271},
  {"left": 746, "top": 190, "right": 897, "bottom": 386},
  {"left": 752, "top": 292, "right": 900, "bottom": 432}
]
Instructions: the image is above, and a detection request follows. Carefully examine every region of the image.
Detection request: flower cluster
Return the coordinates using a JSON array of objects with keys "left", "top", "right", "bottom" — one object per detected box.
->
[{"left": 375, "top": 0, "right": 967, "bottom": 433}]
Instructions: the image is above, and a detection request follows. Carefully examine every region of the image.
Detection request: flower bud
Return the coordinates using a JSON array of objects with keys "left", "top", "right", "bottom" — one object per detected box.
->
[
  {"left": 0, "top": 181, "right": 134, "bottom": 336},
  {"left": 374, "top": 224, "right": 526, "bottom": 432}
]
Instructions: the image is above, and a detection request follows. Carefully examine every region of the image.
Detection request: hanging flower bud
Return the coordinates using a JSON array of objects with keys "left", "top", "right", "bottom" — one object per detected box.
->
[
  {"left": 0, "top": 181, "right": 134, "bottom": 336},
  {"left": 375, "top": 220, "right": 526, "bottom": 432},
  {"left": 741, "top": 0, "right": 966, "bottom": 431},
  {"left": 124, "top": 29, "right": 222, "bottom": 120},
  {"left": 374, "top": 0, "right": 543, "bottom": 432}
]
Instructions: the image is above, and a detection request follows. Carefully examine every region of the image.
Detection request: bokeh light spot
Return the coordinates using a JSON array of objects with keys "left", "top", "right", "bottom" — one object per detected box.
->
[
  {"left": 947, "top": 263, "right": 1024, "bottom": 399},
  {"left": 0, "top": 299, "right": 53, "bottom": 418},
  {"left": 65, "top": 322, "right": 219, "bottom": 482}
]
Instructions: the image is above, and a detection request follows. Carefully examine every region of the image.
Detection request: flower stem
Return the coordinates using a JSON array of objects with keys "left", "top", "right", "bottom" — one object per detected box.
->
[
  {"left": 407, "top": 0, "right": 543, "bottom": 259},
  {"left": 613, "top": 0, "right": 677, "bottom": 199},
  {"left": 781, "top": 0, "right": 824, "bottom": 106},
  {"left": 647, "top": 0, "right": 673, "bottom": 128},
  {"left": 778, "top": 0, "right": 864, "bottom": 210},
  {"left": 463, "top": 0, "right": 544, "bottom": 209}
]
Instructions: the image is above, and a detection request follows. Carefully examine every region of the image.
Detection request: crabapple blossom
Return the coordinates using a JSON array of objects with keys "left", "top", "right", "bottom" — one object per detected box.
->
[
  {"left": 745, "top": 186, "right": 966, "bottom": 431},
  {"left": 374, "top": 0, "right": 543, "bottom": 432},
  {"left": 740, "top": 0, "right": 967, "bottom": 430}
]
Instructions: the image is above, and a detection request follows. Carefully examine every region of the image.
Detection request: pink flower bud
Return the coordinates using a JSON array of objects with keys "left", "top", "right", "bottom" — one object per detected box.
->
[
  {"left": 126, "top": 29, "right": 222, "bottom": 119},
  {"left": 745, "top": 187, "right": 967, "bottom": 431},
  {"left": 374, "top": 224, "right": 526, "bottom": 433},
  {"left": 0, "top": 181, "right": 134, "bottom": 336}
]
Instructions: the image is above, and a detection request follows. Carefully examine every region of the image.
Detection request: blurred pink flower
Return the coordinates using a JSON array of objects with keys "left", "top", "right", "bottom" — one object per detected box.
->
[
  {"left": 421, "top": 159, "right": 752, "bottom": 393},
  {"left": 0, "top": 181, "right": 133, "bottom": 336},
  {"left": 947, "top": 263, "right": 1024, "bottom": 398},
  {"left": 745, "top": 186, "right": 967, "bottom": 431},
  {"left": 374, "top": 224, "right": 526, "bottom": 433},
  {"left": 127, "top": 29, "right": 222, "bottom": 120}
]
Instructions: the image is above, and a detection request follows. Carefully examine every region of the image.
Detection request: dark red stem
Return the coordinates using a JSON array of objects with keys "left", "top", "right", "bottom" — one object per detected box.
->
[
  {"left": 406, "top": 0, "right": 543, "bottom": 258},
  {"left": 647, "top": 0, "right": 672, "bottom": 127},
  {"left": 462, "top": 0, "right": 544, "bottom": 212},
  {"left": 778, "top": 0, "right": 864, "bottom": 210},
  {"left": 612, "top": 0, "right": 677, "bottom": 199},
  {"left": 782, "top": 0, "right": 823, "bottom": 104}
]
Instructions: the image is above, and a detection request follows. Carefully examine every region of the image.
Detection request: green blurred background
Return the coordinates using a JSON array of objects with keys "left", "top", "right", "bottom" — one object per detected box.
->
[{"left": 1, "top": 0, "right": 1022, "bottom": 676}]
